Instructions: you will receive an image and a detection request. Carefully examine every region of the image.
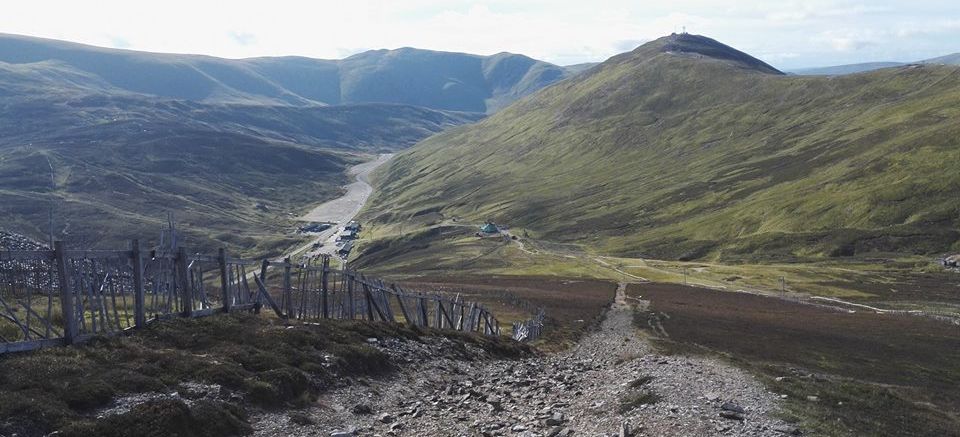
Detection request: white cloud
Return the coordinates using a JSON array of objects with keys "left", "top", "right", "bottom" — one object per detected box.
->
[{"left": 0, "top": 0, "right": 958, "bottom": 69}]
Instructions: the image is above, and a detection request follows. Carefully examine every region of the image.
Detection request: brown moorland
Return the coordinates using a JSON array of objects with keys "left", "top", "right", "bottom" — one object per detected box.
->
[
  {"left": 401, "top": 276, "right": 617, "bottom": 349},
  {"left": 628, "top": 283, "right": 960, "bottom": 436}
]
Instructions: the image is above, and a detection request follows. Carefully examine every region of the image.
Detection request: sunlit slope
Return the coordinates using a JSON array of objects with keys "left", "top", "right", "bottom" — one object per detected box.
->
[{"left": 365, "top": 34, "right": 960, "bottom": 261}]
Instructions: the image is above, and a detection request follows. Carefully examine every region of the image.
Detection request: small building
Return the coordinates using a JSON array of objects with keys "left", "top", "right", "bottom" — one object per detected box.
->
[
  {"left": 338, "top": 229, "right": 358, "bottom": 240},
  {"left": 344, "top": 221, "right": 361, "bottom": 232},
  {"left": 478, "top": 223, "right": 500, "bottom": 235},
  {"left": 338, "top": 241, "right": 354, "bottom": 257}
]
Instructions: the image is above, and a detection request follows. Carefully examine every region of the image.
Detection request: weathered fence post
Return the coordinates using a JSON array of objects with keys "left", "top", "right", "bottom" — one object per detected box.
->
[
  {"left": 346, "top": 270, "right": 355, "bottom": 319},
  {"left": 255, "top": 259, "right": 269, "bottom": 314},
  {"left": 392, "top": 284, "right": 412, "bottom": 326},
  {"left": 321, "top": 256, "right": 330, "bottom": 318},
  {"left": 176, "top": 247, "right": 192, "bottom": 317},
  {"left": 283, "top": 257, "right": 292, "bottom": 318},
  {"left": 363, "top": 277, "right": 375, "bottom": 320},
  {"left": 218, "top": 248, "right": 231, "bottom": 313},
  {"left": 131, "top": 239, "right": 146, "bottom": 328},
  {"left": 54, "top": 241, "right": 77, "bottom": 344},
  {"left": 418, "top": 294, "right": 429, "bottom": 327}
]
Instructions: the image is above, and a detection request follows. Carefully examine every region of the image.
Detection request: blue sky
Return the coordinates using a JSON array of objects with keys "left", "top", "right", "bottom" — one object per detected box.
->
[{"left": 2, "top": 0, "right": 959, "bottom": 69}]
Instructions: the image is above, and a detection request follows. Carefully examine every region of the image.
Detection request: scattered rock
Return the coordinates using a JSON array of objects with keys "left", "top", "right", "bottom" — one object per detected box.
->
[
  {"left": 248, "top": 283, "right": 796, "bottom": 436},
  {"left": 721, "top": 402, "right": 745, "bottom": 414},
  {"left": 619, "top": 421, "right": 633, "bottom": 437},
  {"left": 288, "top": 411, "right": 315, "bottom": 426},
  {"left": 774, "top": 424, "right": 803, "bottom": 435},
  {"left": 544, "top": 411, "right": 565, "bottom": 426},
  {"left": 351, "top": 404, "right": 373, "bottom": 415},
  {"left": 720, "top": 410, "right": 745, "bottom": 421}
]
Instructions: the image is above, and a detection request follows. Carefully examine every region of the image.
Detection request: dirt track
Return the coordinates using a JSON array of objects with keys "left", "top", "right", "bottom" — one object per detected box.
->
[
  {"left": 253, "top": 283, "right": 793, "bottom": 436},
  {"left": 287, "top": 154, "right": 393, "bottom": 258}
]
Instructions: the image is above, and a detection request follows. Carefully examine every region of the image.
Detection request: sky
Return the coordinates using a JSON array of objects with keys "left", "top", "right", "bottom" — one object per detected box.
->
[{"left": 2, "top": 0, "right": 960, "bottom": 69}]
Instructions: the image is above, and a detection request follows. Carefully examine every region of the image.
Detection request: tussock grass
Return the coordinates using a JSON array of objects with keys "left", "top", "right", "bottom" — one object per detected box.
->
[
  {"left": 618, "top": 389, "right": 661, "bottom": 413},
  {"left": 0, "top": 313, "right": 530, "bottom": 437}
]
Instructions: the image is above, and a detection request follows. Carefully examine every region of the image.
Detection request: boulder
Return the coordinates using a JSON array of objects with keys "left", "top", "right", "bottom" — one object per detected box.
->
[
  {"left": 720, "top": 410, "right": 745, "bottom": 421},
  {"left": 720, "top": 402, "right": 745, "bottom": 414},
  {"left": 351, "top": 404, "right": 373, "bottom": 415}
]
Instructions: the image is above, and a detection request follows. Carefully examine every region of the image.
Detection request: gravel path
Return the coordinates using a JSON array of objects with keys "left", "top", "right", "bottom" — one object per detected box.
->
[
  {"left": 288, "top": 153, "right": 393, "bottom": 258},
  {"left": 252, "top": 284, "right": 797, "bottom": 436}
]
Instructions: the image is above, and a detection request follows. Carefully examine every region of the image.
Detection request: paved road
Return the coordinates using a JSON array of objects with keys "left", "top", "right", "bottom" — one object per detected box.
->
[{"left": 285, "top": 154, "right": 394, "bottom": 260}]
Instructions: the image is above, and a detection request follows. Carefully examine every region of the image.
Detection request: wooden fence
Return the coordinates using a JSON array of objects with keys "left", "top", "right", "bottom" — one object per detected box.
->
[
  {"left": 512, "top": 308, "right": 545, "bottom": 342},
  {"left": 0, "top": 240, "right": 505, "bottom": 354}
]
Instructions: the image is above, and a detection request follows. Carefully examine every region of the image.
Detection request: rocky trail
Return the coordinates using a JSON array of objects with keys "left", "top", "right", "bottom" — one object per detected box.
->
[{"left": 253, "top": 284, "right": 798, "bottom": 436}]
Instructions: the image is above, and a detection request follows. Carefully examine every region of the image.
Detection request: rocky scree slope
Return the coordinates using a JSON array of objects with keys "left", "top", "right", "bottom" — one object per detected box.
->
[{"left": 255, "top": 284, "right": 795, "bottom": 436}]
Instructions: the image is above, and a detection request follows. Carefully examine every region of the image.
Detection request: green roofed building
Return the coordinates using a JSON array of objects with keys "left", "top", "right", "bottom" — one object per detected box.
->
[{"left": 480, "top": 223, "right": 499, "bottom": 234}]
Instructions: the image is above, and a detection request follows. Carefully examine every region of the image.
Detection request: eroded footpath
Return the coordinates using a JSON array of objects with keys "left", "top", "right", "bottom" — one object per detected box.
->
[{"left": 253, "top": 284, "right": 796, "bottom": 436}]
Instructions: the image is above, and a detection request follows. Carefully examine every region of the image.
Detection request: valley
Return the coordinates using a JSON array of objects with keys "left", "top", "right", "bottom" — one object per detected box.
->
[
  {"left": 288, "top": 153, "right": 394, "bottom": 259},
  {"left": 0, "top": 24, "right": 959, "bottom": 437}
]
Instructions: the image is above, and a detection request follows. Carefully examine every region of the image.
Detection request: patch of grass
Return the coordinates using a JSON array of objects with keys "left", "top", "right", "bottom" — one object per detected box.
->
[
  {"left": 59, "top": 398, "right": 251, "bottom": 437},
  {"left": 628, "top": 375, "right": 654, "bottom": 389},
  {"left": 760, "top": 368, "right": 960, "bottom": 437},
  {"left": 618, "top": 389, "right": 661, "bottom": 413}
]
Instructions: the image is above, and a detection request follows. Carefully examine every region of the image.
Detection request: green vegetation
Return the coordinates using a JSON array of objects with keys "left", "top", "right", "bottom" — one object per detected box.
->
[
  {"left": 364, "top": 33, "right": 960, "bottom": 263},
  {"left": 0, "top": 313, "right": 529, "bottom": 437}
]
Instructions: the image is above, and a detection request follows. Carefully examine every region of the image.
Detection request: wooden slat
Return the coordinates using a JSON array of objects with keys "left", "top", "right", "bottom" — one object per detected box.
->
[
  {"left": 132, "top": 240, "right": 146, "bottom": 328},
  {"left": 64, "top": 249, "right": 132, "bottom": 259},
  {"left": 253, "top": 275, "right": 285, "bottom": 318}
]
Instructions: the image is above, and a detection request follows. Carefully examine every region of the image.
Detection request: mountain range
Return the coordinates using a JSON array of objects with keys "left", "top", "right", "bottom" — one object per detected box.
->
[
  {"left": 790, "top": 52, "right": 960, "bottom": 75},
  {"left": 362, "top": 33, "right": 960, "bottom": 262},
  {"left": 2, "top": 34, "right": 581, "bottom": 251},
  {"left": 0, "top": 33, "right": 573, "bottom": 113}
]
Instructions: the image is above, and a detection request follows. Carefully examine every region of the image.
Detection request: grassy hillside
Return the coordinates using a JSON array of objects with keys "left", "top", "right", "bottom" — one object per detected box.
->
[
  {"left": 0, "top": 81, "right": 478, "bottom": 252},
  {"left": 363, "top": 33, "right": 960, "bottom": 263},
  {"left": 0, "top": 33, "right": 571, "bottom": 113}
]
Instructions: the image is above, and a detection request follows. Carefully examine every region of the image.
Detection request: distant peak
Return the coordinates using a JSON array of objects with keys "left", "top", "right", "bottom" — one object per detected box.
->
[{"left": 643, "top": 33, "right": 783, "bottom": 75}]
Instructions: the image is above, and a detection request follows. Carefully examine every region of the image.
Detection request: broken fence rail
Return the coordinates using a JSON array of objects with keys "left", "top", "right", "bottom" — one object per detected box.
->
[
  {"left": 0, "top": 240, "right": 504, "bottom": 354},
  {"left": 512, "top": 308, "right": 545, "bottom": 342}
]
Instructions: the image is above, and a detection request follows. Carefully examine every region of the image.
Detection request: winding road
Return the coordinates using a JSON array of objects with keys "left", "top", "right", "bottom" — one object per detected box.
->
[{"left": 285, "top": 154, "right": 394, "bottom": 259}]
